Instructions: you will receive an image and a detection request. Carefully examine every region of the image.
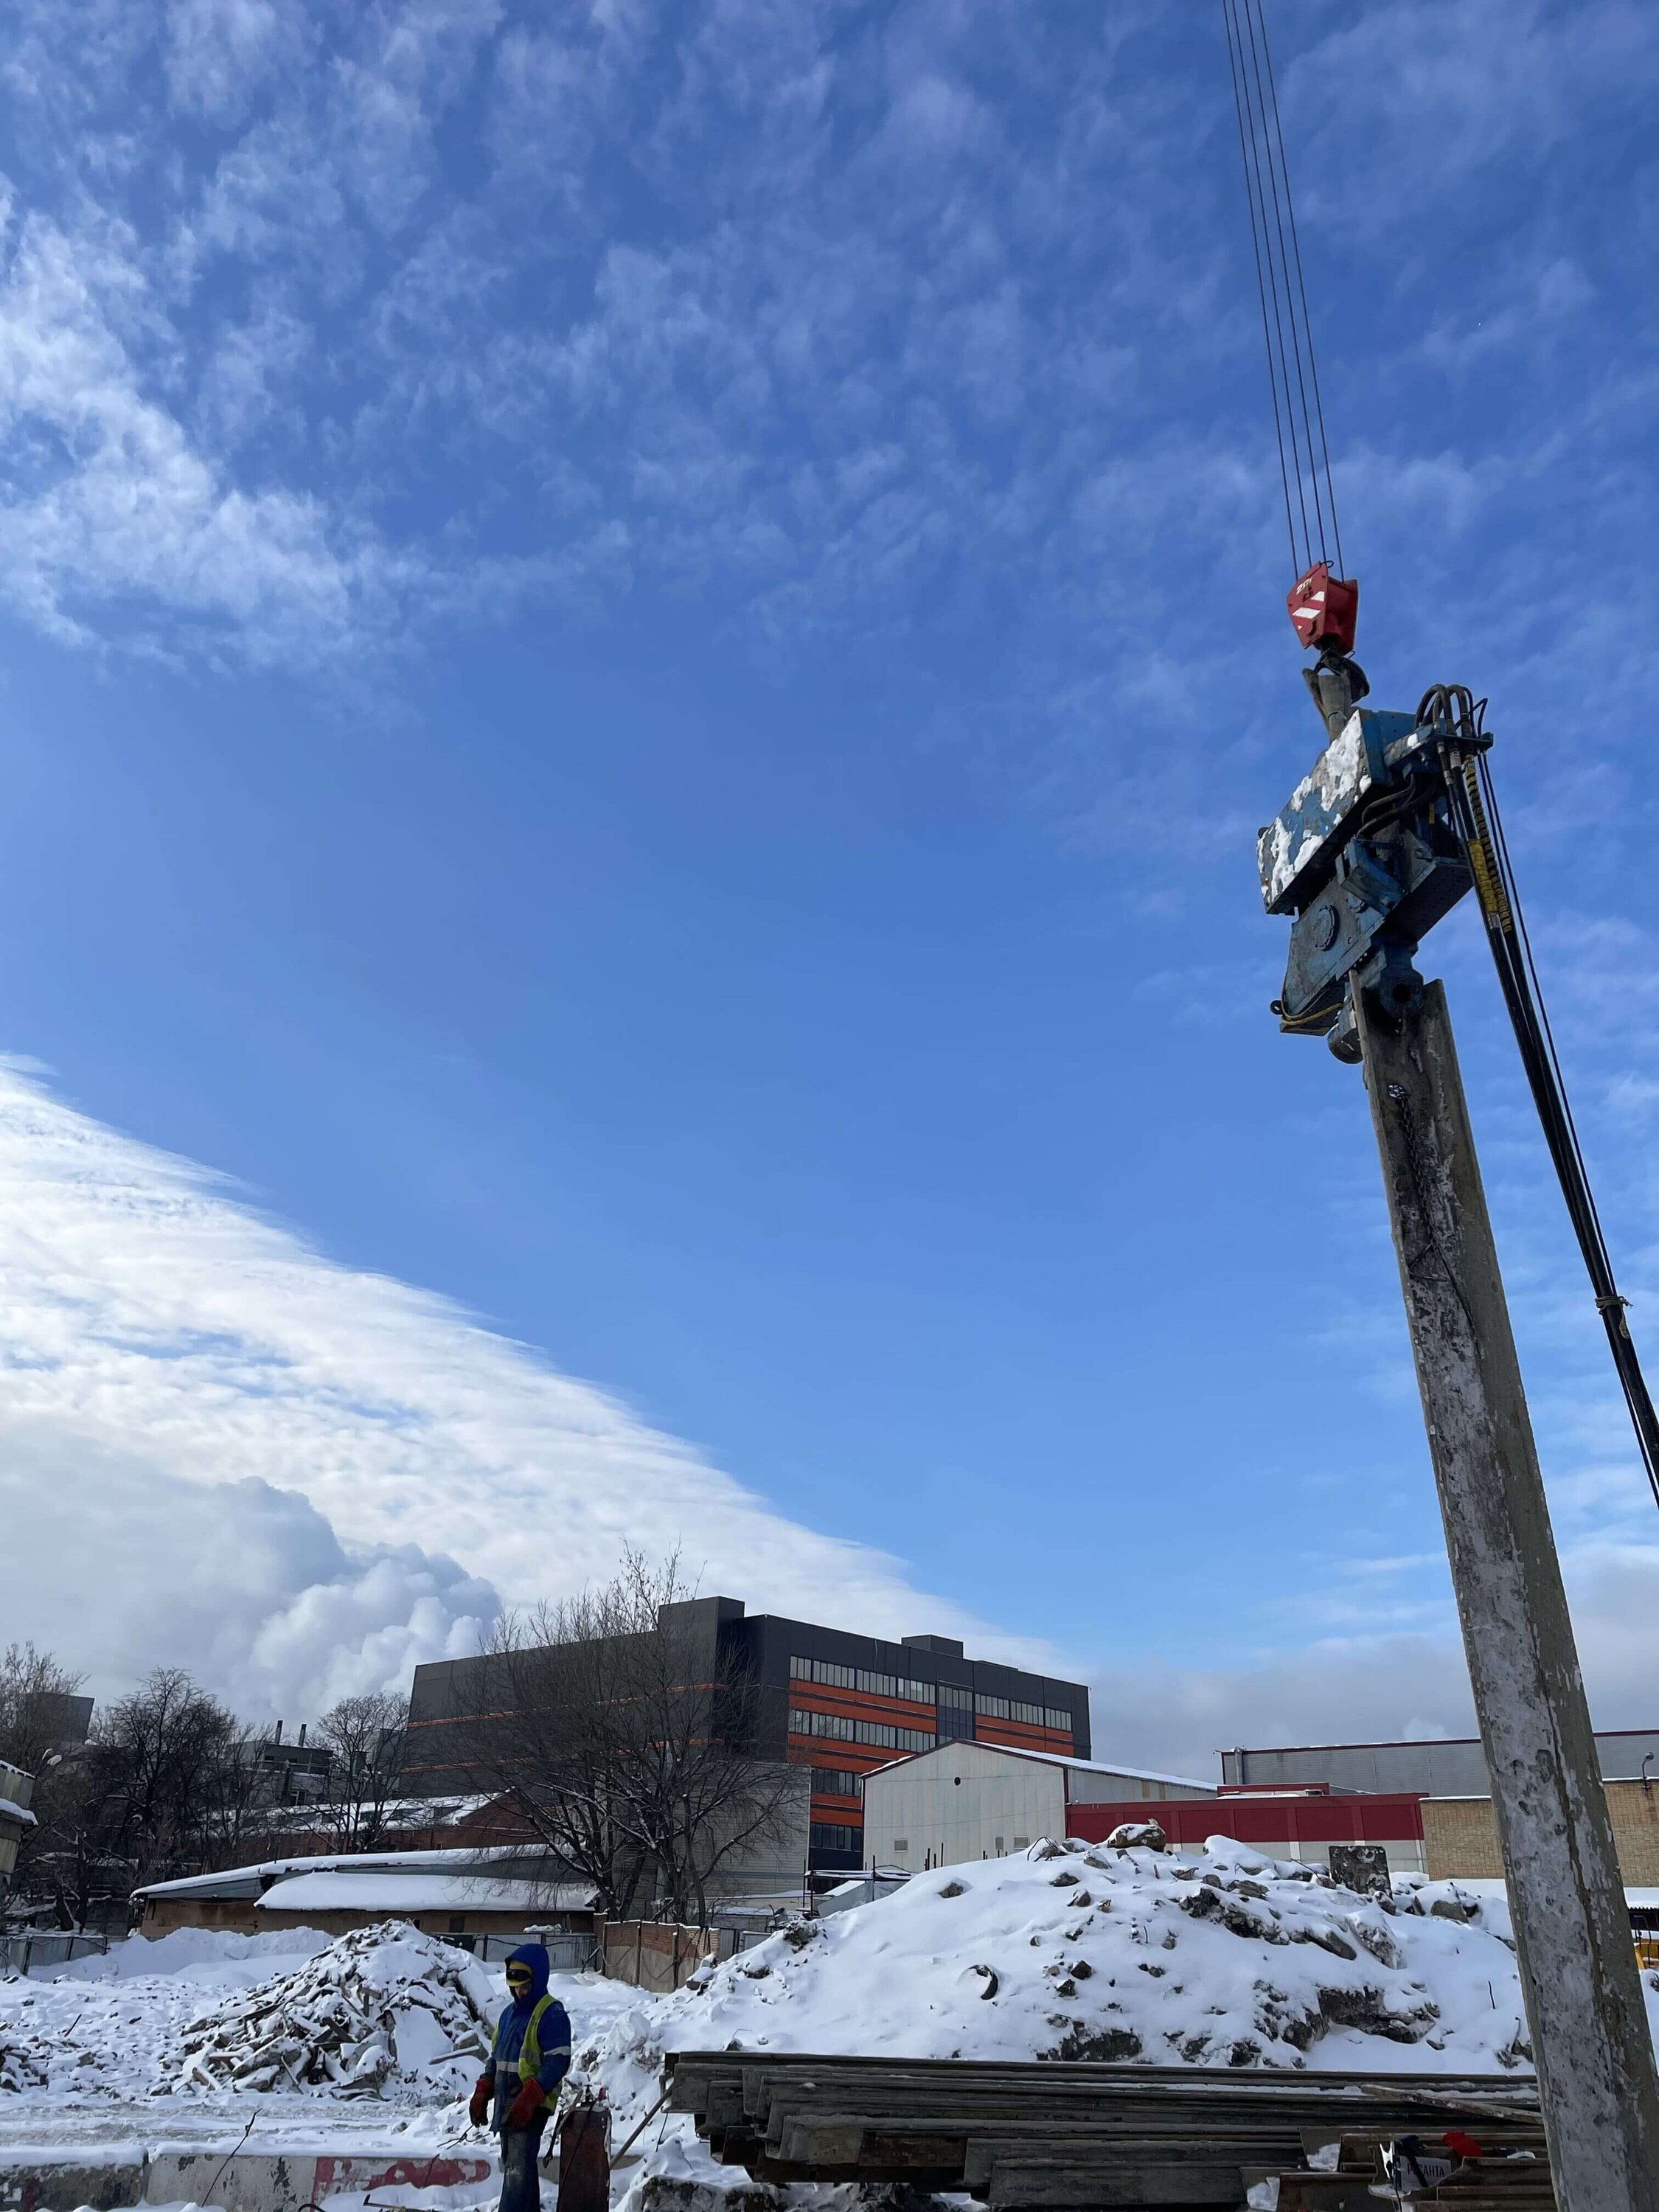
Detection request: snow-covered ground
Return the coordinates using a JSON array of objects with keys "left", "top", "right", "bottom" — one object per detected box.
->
[{"left": 4, "top": 1834, "right": 1655, "bottom": 2211}]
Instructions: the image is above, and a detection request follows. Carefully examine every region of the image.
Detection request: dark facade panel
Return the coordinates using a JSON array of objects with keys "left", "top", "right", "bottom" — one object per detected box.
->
[{"left": 402, "top": 1596, "right": 1091, "bottom": 1868}]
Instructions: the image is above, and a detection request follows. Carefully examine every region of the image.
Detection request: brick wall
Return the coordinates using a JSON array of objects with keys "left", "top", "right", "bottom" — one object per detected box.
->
[{"left": 1424, "top": 1781, "right": 1659, "bottom": 1884}]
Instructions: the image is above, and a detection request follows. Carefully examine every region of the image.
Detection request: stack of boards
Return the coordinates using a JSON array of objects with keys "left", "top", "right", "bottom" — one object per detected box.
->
[{"left": 666, "top": 2051, "right": 1552, "bottom": 2208}]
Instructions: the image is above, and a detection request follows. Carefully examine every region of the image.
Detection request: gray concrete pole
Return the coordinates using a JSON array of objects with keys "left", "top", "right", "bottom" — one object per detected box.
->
[{"left": 1356, "top": 978, "right": 1659, "bottom": 2211}]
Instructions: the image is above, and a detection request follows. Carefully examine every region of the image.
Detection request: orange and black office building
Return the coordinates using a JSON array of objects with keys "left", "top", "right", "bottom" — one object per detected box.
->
[{"left": 404, "top": 1595, "right": 1089, "bottom": 1871}]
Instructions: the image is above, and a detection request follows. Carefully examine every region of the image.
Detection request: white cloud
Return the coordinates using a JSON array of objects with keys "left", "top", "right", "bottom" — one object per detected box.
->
[
  {"left": 1, "top": 1441, "right": 495, "bottom": 1722},
  {"left": 0, "top": 189, "right": 383, "bottom": 661},
  {"left": 6, "top": 1046, "right": 1656, "bottom": 1764},
  {"left": 0, "top": 0, "right": 1250, "bottom": 676},
  {"left": 0, "top": 1060, "right": 1040, "bottom": 1718},
  {"left": 164, "top": 0, "right": 311, "bottom": 123},
  {"left": 0, "top": 0, "right": 1638, "bottom": 748}
]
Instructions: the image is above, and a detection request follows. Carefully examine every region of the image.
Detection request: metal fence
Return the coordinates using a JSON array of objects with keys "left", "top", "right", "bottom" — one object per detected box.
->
[
  {"left": 439, "top": 1930, "right": 599, "bottom": 1972},
  {"left": 1, "top": 1930, "right": 110, "bottom": 1975}
]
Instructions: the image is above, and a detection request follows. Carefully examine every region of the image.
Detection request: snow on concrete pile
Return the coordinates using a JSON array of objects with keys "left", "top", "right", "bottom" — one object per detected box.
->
[
  {"left": 1, "top": 1930, "right": 329, "bottom": 2102},
  {"left": 173, "top": 1924, "right": 496, "bottom": 2099},
  {"left": 577, "top": 1833, "right": 1535, "bottom": 2143},
  {"left": 0, "top": 1922, "right": 495, "bottom": 2106}
]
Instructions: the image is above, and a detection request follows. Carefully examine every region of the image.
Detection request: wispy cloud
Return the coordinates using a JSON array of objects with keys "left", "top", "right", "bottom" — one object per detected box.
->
[
  {"left": 0, "top": 188, "right": 383, "bottom": 661},
  {"left": 0, "top": 0, "right": 1645, "bottom": 800},
  {"left": 0, "top": 0, "right": 1311, "bottom": 681}
]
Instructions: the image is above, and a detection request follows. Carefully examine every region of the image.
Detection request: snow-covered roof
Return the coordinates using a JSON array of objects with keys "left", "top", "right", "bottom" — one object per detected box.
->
[
  {"left": 134, "top": 1844, "right": 560, "bottom": 1902},
  {"left": 0, "top": 1798, "right": 37, "bottom": 1828},
  {"left": 866, "top": 1739, "right": 1214, "bottom": 1792},
  {"left": 257, "top": 1871, "right": 597, "bottom": 1915}
]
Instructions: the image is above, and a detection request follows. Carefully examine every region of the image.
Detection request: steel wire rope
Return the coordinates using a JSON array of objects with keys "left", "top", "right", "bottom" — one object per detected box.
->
[
  {"left": 1252, "top": 1, "right": 1344, "bottom": 576},
  {"left": 1220, "top": 0, "right": 1342, "bottom": 580},
  {"left": 1238, "top": 0, "right": 1330, "bottom": 567},
  {"left": 1423, "top": 686, "right": 1659, "bottom": 1510},
  {"left": 1477, "top": 751, "right": 1659, "bottom": 1505},
  {"left": 1222, "top": 0, "right": 1311, "bottom": 572},
  {"left": 1220, "top": 0, "right": 1298, "bottom": 571}
]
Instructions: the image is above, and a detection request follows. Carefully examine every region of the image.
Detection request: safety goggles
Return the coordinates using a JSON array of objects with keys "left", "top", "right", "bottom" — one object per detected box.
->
[{"left": 505, "top": 1966, "right": 534, "bottom": 1986}]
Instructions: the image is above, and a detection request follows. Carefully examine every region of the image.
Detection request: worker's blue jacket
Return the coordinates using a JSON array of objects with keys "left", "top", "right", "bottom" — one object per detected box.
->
[{"left": 490, "top": 1943, "right": 571, "bottom": 2129}]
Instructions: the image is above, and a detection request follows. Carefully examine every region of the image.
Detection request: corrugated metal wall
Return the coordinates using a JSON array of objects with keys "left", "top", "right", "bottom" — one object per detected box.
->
[{"left": 862, "top": 1742, "right": 1067, "bottom": 1869}]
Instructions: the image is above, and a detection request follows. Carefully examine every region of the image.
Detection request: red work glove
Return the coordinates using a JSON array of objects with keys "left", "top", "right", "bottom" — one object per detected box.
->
[
  {"left": 469, "top": 2076, "right": 493, "bottom": 2128},
  {"left": 507, "top": 2080, "right": 544, "bottom": 2131}
]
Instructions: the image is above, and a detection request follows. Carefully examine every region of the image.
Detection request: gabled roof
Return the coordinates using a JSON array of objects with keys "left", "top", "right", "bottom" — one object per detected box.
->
[
  {"left": 863, "top": 1738, "right": 1213, "bottom": 1792},
  {"left": 133, "top": 1843, "right": 563, "bottom": 1902},
  {"left": 257, "top": 1871, "right": 597, "bottom": 1914}
]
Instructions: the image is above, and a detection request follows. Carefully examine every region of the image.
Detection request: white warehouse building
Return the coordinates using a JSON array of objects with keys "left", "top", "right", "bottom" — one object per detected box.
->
[{"left": 862, "top": 1739, "right": 1215, "bottom": 1871}]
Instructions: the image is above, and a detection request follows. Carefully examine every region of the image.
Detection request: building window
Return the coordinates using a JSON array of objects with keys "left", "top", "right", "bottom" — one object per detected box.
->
[
  {"left": 1013, "top": 1836, "right": 1029, "bottom": 1849},
  {"left": 810, "top": 1822, "right": 860, "bottom": 1854},
  {"left": 793, "top": 1706, "right": 855, "bottom": 1740},
  {"left": 994, "top": 1837, "right": 1004, "bottom": 1854},
  {"left": 936, "top": 1682, "right": 974, "bottom": 1709},
  {"left": 975, "top": 1694, "right": 1058, "bottom": 1727},
  {"left": 893, "top": 1838, "right": 908, "bottom": 1854},
  {"left": 790, "top": 1709, "right": 935, "bottom": 1753},
  {"left": 810, "top": 1767, "right": 863, "bottom": 1798},
  {"left": 790, "top": 1656, "right": 934, "bottom": 1703}
]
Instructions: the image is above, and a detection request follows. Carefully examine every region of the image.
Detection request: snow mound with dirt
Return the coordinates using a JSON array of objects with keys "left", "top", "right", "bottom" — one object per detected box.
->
[
  {"left": 1, "top": 1922, "right": 496, "bottom": 2105},
  {"left": 577, "top": 1834, "right": 1537, "bottom": 2143}
]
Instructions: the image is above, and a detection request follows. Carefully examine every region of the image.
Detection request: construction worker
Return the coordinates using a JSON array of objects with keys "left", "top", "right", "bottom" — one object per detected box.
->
[{"left": 469, "top": 1942, "right": 572, "bottom": 2212}]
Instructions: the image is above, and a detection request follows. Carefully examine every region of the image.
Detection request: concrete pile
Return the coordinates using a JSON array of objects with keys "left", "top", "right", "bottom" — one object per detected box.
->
[{"left": 171, "top": 1922, "right": 495, "bottom": 2098}]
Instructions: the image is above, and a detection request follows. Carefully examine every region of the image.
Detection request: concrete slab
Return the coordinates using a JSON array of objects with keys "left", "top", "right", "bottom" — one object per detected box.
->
[{"left": 0, "top": 2146, "right": 495, "bottom": 2212}]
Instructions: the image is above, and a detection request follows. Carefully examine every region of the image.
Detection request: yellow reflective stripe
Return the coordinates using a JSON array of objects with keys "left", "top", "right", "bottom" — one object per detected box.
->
[{"left": 518, "top": 1993, "right": 555, "bottom": 2087}]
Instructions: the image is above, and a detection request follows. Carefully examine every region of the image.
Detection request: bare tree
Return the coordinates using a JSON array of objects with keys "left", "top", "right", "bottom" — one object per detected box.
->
[
  {"left": 0, "top": 1643, "right": 86, "bottom": 1775},
  {"left": 316, "top": 1691, "right": 411, "bottom": 1851},
  {"left": 468, "top": 1552, "right": 802, "bottom": 1925},
  {"left": 1, "top": 1644, "right": 92, "bottom": 1921},
  {"left": 88, "top": 1666, "right": 243, "bottom": 1890}
]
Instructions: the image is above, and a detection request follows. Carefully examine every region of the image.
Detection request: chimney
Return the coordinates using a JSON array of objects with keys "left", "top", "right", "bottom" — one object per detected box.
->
[
  {"left": 298, "top": 1722, "right": 307, "bottom": 1747},
  {"left": 273, "top": 1719, "right": 283, "bottom": 1743}
]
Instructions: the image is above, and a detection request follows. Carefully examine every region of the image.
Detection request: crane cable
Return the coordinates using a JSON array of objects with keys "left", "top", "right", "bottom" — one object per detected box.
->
[
  {"left": 1421, "top": 684, "right": 1659, "bottom": 1514},
  {"left": 1220, "top": 0, "right": 1343, "bottom": 582}
]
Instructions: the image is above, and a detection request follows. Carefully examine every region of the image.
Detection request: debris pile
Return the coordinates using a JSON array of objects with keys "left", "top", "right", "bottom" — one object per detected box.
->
[
  {"left": 0, "top": 2039, "right": 46, "bottom": 2096},
  {"left": 171, "top": 1923, "right": 495, "bottom": 2100}
]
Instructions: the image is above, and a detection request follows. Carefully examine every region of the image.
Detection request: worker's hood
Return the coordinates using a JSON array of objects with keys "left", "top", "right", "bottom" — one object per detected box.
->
[{"left": 505, "top": 1941, "right": 550, "bottom": 2004}]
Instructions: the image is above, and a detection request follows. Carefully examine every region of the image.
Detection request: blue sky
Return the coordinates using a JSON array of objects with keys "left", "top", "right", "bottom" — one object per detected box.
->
[{"left": 0, "top": 0, "right": 1656, "bottom": 1771}]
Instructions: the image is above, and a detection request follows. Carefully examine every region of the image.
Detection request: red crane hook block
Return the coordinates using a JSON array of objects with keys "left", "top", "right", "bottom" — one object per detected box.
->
[{"left": 1287, "top": 561, "right": 1359, "bottom": 655}]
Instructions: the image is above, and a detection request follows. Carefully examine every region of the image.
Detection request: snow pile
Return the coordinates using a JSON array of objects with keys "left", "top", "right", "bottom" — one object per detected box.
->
[
  {"left": 576, "top": 1834, "right": 1540, "bottom": 2147},
  {"left": 578, "top": 1837, "right": 1580, "bottom": 2212},
  {"left": 172, "top": 1925, "right": 496, "bottom": 2099},
  {"left": 52, "top": 1927, "right": 334, "bottom": 1984},
  {"left": 0, "top": 1923, "right": 495, "bottom": 2105}
]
